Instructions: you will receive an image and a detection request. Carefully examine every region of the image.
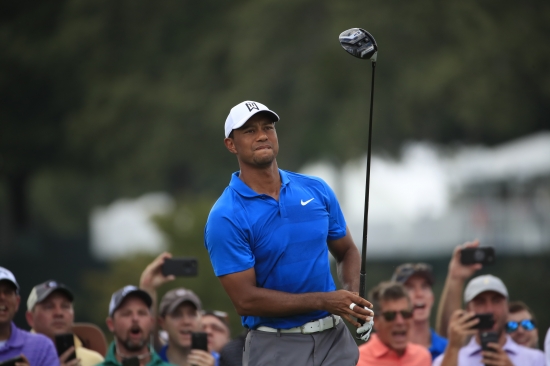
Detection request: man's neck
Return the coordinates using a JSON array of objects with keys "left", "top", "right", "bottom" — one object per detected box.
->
[
  {"left": 0, "top": 322, "right": 11, "bottom": 341},
  {"left": 409, "top": 320, "right": 431, "bottom": 347},
  {"left": 114, "top": 340, "right": 151, "bottom": 365},
  {"left": 238, "top": 161, "right": 281, "bottom": 200},
  {"left": 166, "top": 341, "right": 192, "bottom": 366}
]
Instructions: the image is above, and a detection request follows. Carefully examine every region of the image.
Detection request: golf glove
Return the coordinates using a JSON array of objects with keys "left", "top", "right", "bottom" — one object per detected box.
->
[{"left": 357, "top": 318, "right": 374, "bottom": 342}]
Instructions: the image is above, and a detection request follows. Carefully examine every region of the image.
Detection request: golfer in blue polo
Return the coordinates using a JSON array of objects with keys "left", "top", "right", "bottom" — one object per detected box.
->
[{"left": 204, "top": 101, "right": 374, "bottom": 366}]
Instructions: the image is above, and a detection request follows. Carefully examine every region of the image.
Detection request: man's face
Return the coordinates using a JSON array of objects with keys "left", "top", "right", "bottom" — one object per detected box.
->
[
  {"left": 403, "top": 275, "right": 434, "bottom": 323},
  {"left": 201, "top": 314, "right": 230, "bottom": 353},
  {"left": 467, "top": 291, "right": 508, "bottom": 334},
  {"left": 224, "top": 114, "right": 279, "bottom": 168},
  {"left": 28, "top": 292, "right": 74, "bottom": 339},
  {"left": 507, "top": 309, "right": 538, "bottom": 348},
  {"left": 159, "top": 302, "right": 201, "bottom": 349},
  {"left": 0, "top": 281, "right": 19, "bottom": 327},
  {"left": 107, "top": 296, "right": 153, "bottom": 352},
  {"left": 373, "top": 297, "right": 412, "bottom": 355}
]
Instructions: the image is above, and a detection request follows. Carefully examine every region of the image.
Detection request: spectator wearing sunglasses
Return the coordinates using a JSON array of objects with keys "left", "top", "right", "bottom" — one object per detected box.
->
[
  {"left": 433, "top": 275, "right": 545, "bottom": 366},
  {"left": 507, "top": 301, "right": 539, "bottom": 349},
  {"left": 392, "top": 263, "right": 448, "bottom": 360},
  {"left": 201, "top": 311, "right": 230, "bottom": 353},
  {"left": 357, "top": 282, "right": 431, "bottom": 366}
]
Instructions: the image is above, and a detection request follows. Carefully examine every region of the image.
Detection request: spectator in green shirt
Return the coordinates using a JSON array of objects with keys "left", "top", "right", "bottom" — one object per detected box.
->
[{"left": 97, "top": 285, "right": 173, "bottom": 366}]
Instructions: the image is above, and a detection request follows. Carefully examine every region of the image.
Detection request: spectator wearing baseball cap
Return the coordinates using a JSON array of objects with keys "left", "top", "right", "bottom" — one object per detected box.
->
[
  {"left": 97, "top": 285, "right": 170, "bottom": 366},
  {"left": 0, "top": 267, "right": 58, "bottom": 366},
  {"left": 433, "top": 274, "right": 545, "bottom": 366},
  {"left": 392, "top": 263, "right": 448, "bottom": 359},
  {"left": 139, "top": 252, "right": 216, "bottom": 366},
  {"left": 201, "top": 310, "right": 230, "bottom": 354},
  {"left": 25, "top": 280, "right": 104, "bottom": 366}
]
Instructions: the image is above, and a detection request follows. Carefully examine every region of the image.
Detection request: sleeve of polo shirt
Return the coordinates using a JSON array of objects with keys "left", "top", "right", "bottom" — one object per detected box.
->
[
  {"left": 204, "top": 212, "right": 255, "bottom": 277},
  {"left": 321, "top": 180, "right": 347, "bottom": 240}
]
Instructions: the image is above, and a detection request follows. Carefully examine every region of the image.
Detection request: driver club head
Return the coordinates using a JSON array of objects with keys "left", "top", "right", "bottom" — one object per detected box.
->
[{"left": 339, "top": 28, "right": 378, "bottom": 62}]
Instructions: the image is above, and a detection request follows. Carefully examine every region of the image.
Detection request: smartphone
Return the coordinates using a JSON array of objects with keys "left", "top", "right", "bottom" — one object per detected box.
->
[
  {"left": 0, "top": 357, "right": 24, "bottom": 366},
  {"left": 122, "top": 357, "right": 140, "bottom": 366},
  {"left": 161, "top": 257, "right": 198, "bottom": 277},
  {"left": 460, "top": 247, "right": 495, "bottom": 266},
  {"left": 471, "top": 313, "right": 495, "bottom": 330},
  {"left": 55, "top": 333, "right": 76, "bottom": 361},
  {"left": 480, "top": 331, "right": 500, "bottom": 352},
  {"left": 191, "top": 332, "right": 209, "bottom": 351}
]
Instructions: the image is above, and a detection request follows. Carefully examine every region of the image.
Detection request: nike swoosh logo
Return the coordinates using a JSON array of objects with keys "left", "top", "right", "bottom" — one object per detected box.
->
[{"left": 301, "top": 198, "right": 314, "bottom": 206}]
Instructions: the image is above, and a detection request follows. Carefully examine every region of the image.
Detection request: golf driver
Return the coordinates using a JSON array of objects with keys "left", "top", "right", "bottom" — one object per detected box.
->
[{"left": 338, "top": 28, "right": 377, "bottom": 302}]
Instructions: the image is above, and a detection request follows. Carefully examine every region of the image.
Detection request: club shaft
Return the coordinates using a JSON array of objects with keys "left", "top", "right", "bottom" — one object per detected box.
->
[{"left": 359, "top": 61, "right": 376, "bottom": 300}]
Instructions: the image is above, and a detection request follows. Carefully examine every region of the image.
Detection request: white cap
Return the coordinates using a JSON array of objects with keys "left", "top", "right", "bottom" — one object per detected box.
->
[
  {"left": 464, "top": 274, "right": 508, "bottom": 303},
  {"left": 0, "top": 267, "right": 19, "bottom": 292},
  {"left": 224, "top": 101, "right": 279, "bottom": 138}
]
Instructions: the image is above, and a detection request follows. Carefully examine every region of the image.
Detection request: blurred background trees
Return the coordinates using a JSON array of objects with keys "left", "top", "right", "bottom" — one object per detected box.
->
[{"left": 1, "top": 0, "right": 549, "bottom": 338}]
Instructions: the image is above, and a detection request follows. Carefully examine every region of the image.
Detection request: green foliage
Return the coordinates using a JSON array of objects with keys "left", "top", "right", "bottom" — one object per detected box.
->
[{"left": 78, "top": 195, "right": 242, "bottom": 337}]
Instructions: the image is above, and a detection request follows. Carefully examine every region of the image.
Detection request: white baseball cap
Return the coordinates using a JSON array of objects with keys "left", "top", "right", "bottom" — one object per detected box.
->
[
  {"left": 224, "top": 101, "right": 279, "bottom": 138},
  {"left": 0, "top": 267, "right": 19, "bottom": 292},
  {"left": 464, "top": 274, "right": 508, "bottom": 303}
]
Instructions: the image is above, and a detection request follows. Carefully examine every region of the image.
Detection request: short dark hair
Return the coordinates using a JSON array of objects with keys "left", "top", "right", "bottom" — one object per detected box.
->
[
  {"left": 509, "top": 301, "right": 536, "bottom": 322},
  {"left": 368, "top": 281, "right": 411, "bottom": 314}
]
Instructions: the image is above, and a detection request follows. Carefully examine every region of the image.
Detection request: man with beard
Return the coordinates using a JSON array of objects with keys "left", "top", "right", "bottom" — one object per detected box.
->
[
  {"left": 26, "top": 280, "right": 104, "bottom": 366},
  {"left": 392, "top": 263, "right": 448, "bottom": 359},
  {"left": 357, "top": 281, "right": 431, "bottom": 366},
  {"left": 0, "top": 267, "right": 58, "bottom": 366},
  {"left": 433, "top": 275, "right": 545, "bottom": 366},
  {"left": 97, "top": 285, "right": 171, "bottom": 366},
  {"left": 204, "top": 101, "right": 373, "bottom": 366}
]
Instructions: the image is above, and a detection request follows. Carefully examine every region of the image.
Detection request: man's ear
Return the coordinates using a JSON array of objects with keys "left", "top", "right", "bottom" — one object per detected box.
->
[
  {"left": 224, "top": 137, "right": 237, "bottom": 154},
  {"left": 25, "top": 310, "right": 34, "bottom": 329},
  {"left": 157, "top": 316, "right": 165, "bottom": 330},
  {"left": 106, "top": 316, "right": 115, "bottom": 332}
]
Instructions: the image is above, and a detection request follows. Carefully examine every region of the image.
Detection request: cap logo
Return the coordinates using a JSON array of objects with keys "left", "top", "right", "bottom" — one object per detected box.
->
[
  {"left": 245, "top": 102, "right": 259, "bottom": 112},
  {"left": 484, "top": 278, "right": 489, "bottom": 284},
  {"left": 47, "top": 281, "right": 58, "bottom": 288},
  {"left": 176, "top": 289, "right": 188, "bottom": 296}
]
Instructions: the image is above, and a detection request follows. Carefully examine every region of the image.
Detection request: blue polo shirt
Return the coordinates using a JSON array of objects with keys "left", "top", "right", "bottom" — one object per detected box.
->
[
  {"left": 204, "top": 169, "right": 347, "bottom": 330},
  {"left": 429, "top": 328, "right": 448, "bottom": 360}
]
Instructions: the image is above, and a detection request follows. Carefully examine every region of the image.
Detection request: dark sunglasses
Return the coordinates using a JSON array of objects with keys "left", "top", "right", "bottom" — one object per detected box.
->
[
  {"left": 381, "top": 310, "right": 413, "bottom": 321},
  {"left": 506, "top": 319, "right": 536, "bottom": 333}
]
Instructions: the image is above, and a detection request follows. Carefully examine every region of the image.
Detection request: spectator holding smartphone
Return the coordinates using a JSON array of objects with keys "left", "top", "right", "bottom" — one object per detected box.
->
[
  {"left": 357, "top": 281, "right": 431, "bottom": 366},
  {"left": 97, "top": 286, "right": 171, "bottom": 366},
  {"left": 139, "top": 253, "right": 216, "bottom": 366},
  {"left": 25, "top": 280, "right": 104, "bottom": 366},
  {"left": 0, "top": 267, "right": 58, "bottom": 366},
  {"left": 392, "top": 263, "right": 448, "bottom": 359},
  {"left": 506, "top": 301, "right": 539, "bottom": 349},
  {"left": 201, "top": 311, "right": 230, "bottom": 354},
  {"left": 433, "top": 275, "right": 545, "bottom": 366}
]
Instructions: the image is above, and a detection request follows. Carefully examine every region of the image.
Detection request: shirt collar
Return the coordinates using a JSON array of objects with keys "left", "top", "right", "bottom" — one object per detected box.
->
[
  {"left": 371, "top": 334, "right": 406, "bottom": 359},
  {"left": 229, "top": 169, "right": 290, "bottom": 197},
  {"left": 3, "top": 322, "right": 24, "bottom": 349}
]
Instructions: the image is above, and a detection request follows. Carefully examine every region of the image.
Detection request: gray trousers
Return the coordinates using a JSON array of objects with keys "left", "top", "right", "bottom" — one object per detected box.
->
[{"left": 242, "top": 321, "right": 359, "bottom": 366}]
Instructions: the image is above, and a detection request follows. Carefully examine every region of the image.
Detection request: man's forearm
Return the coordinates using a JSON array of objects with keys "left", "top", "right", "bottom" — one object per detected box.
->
[
  {"left": 439, "top": 347, "right": 459, "bottom": 366},
  {"left": 335, "top": 246, "right": 361, "bottom": 293},
  {"left": 436, "top": 276, "right": 465, "bottom": 337}
]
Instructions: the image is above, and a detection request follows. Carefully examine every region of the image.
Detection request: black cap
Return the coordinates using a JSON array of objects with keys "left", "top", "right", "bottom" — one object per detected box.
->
[
  {"left": 391, "top": 263, "right": 435, "bottom": 286},
  {"left": 109, "top": 285, "right": 152, "bottom": 317}
]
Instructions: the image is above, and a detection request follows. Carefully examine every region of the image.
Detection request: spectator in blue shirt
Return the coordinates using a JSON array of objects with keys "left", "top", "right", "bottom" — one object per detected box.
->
[
  {"left": 392, "top": 263, "right": 448, "bottom": 359},
  {"left": 0, "top": 267, "right": 59, "bottom": 366}
]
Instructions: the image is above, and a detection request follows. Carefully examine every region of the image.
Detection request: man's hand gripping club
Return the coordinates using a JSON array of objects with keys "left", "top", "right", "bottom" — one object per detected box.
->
[{"left": 346, "top": 291, "right": 374, "bottom": 341}]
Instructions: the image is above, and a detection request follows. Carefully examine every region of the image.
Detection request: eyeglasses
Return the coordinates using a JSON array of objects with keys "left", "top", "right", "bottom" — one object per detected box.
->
[
  {"left": 380, "top": 310, "right": 413, "bottom": 321},
  {"left": 506, "top": 319, "right": 536, "bottom": 333}
]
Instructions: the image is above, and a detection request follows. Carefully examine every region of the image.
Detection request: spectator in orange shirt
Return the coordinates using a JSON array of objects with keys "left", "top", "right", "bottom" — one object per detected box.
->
[{"left": 358, "top": 282, "right": 431, "bottom": 366}]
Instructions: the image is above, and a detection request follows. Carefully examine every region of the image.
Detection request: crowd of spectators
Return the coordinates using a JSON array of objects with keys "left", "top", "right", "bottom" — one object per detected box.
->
[{"left": 1, "top": 240, "right": 549, "bottom": 365}]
